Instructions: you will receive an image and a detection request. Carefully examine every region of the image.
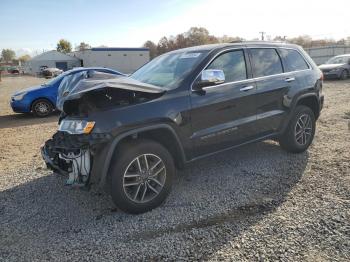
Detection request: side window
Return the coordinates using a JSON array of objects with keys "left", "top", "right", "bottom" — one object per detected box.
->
[
  {"left": 279, "top": 49, "right": 309, "bottom": 72},
  {"left": 250, "top": 48, "right": 283, "bottom": 77},
  {"left": 207, "top": 50, "right": 247, "bottom": 82}
]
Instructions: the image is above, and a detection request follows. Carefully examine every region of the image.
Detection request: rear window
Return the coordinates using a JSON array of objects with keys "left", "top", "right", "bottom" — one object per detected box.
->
[
  {"left": 279, "top": 48, "right": 309, "bottom": 72},
  {"left": 250, "top": 48, "right": 283, "bottom": 77}
]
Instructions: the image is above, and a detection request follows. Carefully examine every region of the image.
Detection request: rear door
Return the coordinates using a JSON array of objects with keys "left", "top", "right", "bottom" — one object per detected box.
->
[
  {"left": 278, "top": 47, "right": 312, "bottom": 94},
  {"left": 190, "top": 48, "right": 257, "bottom": 156},
  {"left": 248, "top": 48, "right": 292, "bottom": 136}
]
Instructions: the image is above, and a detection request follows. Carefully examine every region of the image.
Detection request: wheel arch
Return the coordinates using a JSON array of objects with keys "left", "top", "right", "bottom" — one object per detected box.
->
[
  {"left": 98, "top": 124, "right": 186, "bottom": 189},
  {"left": 295, "top": 94, "right": 320, "bottom": 120},
  {"left": 30, "top": 97, "right": 55, "bottom": 112}
]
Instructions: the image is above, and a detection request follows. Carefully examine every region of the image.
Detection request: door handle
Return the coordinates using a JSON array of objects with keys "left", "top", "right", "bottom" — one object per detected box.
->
[
  {"left": 285, "top": 77, "right": 295, "bottom": 82},
  {"left": 239, "top": 85, "right": 254, "bottom": 92}
]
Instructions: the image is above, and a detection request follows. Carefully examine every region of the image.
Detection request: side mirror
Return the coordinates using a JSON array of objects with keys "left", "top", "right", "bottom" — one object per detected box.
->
[{"left": 194, "top": 69, "right": 225, "bottom": 89}]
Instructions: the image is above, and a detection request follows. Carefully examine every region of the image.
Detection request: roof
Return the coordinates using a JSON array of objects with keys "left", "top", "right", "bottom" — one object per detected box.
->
[
  {"left": 29, "top": 50, "right": 80, "bottom": 61},
  {"left": 64, "top": 67, "right": 123, "bottom": 74},
  {"left": 90, "top": 47, "right": 149, "bottom": 52},
  {"left": 334, "top": 54, "right": 350, "bottom": 57},
  {"left": 168, "top": 41, "right": 300, "bottom": 54}
]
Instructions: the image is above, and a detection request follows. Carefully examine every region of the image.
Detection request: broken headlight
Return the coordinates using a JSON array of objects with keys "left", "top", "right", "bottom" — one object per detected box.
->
[{"left": 58, "top": 120, "right": 95, "bottom": 134}]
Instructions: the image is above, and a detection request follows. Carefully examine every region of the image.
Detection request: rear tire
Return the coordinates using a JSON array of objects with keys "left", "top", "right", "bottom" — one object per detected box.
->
[
  {"left": 340, "top": 70, "right": 348, "bottom": 80},
  {"left": 279, "top": 105, "right": 316, "bottom": 153},
  {"left": 32, "top": 99, "right": 53, "bottom": 117},
  {"left": 109, "top": 139, "right": 175, "bottom": 214}
]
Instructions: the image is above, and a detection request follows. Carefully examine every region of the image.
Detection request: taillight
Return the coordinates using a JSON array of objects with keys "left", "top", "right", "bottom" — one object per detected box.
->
[{"left": 320, "top": 72, "right": 324, "bottom": 81}]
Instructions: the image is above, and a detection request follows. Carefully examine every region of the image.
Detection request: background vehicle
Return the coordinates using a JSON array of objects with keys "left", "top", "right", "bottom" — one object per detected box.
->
[
  {"left": 10, "top": 67, "right": 124, "bottom": 117},
  {"left": 42, "top": 67, "right": 63, "bottom": 78},
  {"left": 8, "top": 67, "right": 20, "bottom": 74},
  {"left": 319, "top": 54, "right": 350, "bottom": 80},
  {"left": 42, "top": 42, "right": 324, "bottom": 214}
]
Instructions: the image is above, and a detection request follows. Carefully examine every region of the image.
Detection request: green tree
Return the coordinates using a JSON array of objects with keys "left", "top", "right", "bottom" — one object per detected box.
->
[
  {"left": 18, "top": 54, "right": 31, "bottom": 63},
  {"left": 1, "top": 49, "right": 16, "bottom": 62},
  {"left": 56, "top": 39, "right": 72, "bottom": 53},
  {"left": 76, "top": 42, "right": 91, "bottom": 51}
]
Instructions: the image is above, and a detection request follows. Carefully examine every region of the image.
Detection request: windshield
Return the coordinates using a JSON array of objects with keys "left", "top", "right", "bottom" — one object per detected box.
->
[
  {"left": 42, "top": 72, "right": 70, "bottom": 86},
  {"left": 326, "top": 56, "right": 350, "bottom": 64},
  {"left": 130, "top": 50, "right": 208, "bottom": 89}
]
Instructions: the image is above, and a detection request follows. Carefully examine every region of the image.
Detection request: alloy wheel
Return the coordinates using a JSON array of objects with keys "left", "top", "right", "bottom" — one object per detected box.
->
[
  {"left": 123, "top": 154, "right": 166, "bottom": 203},
  {"left": 295, "top": 113, "right": 312, "bottom": 146},
  {"left": 35, "top": 101, "right": 50, "bottom": 115}
]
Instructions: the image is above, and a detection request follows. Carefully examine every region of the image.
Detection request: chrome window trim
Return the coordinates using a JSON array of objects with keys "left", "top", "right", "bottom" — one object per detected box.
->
[
  {"left": 202, "top": 78, "right": 255, "bottom": 90},
  {"left": 191, "top": 46, "right": 312, "bottom": 92}
]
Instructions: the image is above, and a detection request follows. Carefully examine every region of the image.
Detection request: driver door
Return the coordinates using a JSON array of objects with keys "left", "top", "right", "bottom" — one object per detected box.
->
[{"left": 190, "top": 49, "right": 257, "bottom": 157}]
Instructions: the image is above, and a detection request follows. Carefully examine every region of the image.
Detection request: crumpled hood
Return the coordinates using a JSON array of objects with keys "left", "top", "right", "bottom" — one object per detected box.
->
[
  {"left": 68, "top": 76, "right": 166, "bottom": 97},
  {"left": 319, "top": 63, "right": 345, "bottom": 70},
  {"left": 57, "top": 71, "right": 166, "bottom": 112}
]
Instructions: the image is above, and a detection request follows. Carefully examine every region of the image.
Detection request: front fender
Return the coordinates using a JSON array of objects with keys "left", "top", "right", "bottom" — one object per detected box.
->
[{"left": 92, "top": 124, "right": 186, "bottom": 190}]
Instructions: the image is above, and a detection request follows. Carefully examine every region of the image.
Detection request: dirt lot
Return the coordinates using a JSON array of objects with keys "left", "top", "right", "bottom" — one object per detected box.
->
[{"left": 0, "top": 75, "right": 349, "bottom": 261}]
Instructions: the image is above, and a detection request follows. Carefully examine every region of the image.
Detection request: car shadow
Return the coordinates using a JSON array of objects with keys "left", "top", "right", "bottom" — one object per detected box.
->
[
  {"left": 0, "top": 113, "right": 59, "bottom": 129},
  {"left": 0, "top": 140, "right": 309, "bottom": 260}
]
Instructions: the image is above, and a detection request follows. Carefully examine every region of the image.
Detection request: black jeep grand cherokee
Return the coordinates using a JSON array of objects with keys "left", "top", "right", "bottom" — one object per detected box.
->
[{"left": 42, "top": 42, "right": 324, "bottom": 214}]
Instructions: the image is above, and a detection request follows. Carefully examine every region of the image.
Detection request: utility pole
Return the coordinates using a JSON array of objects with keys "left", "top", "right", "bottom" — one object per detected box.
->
[{"left": 259, "top": 32, "right": 266, "bottom": 41}]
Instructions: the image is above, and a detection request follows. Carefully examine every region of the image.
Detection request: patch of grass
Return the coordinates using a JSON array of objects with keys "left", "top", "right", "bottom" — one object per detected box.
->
[{"left": 343, "top": 111, "right": 350, "bottom": 119}]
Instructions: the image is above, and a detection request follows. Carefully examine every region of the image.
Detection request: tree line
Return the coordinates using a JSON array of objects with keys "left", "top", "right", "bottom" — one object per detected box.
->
[
  {"left": 143, "top": 27, "right": 350, "bottom": 59},
  {"left": 143, "top": 27, "right": 243, "bottom": 59},
  {"left": 2, "top": 27, "right": 350, "bottom": 62}
]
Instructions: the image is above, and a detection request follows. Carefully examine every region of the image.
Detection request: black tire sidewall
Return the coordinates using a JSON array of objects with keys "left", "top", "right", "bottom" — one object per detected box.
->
[
  {"left": 110, "top": 139, "right": 175, "bottom": 214},
  {"left": 280, "top": 106, "right": 316, "bottom": 153},
  {"left": 340, "top": 70, "right": 348, "bottom": 80},
  {"left": 32, "top": 99, "right": 53, "bottom": 117}
]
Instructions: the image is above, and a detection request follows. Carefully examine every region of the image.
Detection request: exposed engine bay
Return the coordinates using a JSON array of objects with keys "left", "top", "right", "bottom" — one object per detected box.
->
[
  {"left": 57, "top": 71, "right": 166, "bottom": 116},
  {"left": 42, "top": 71, "right": 166, "bottom": 187},
  {"left": 63, "top": 87, "right": 163, "bottom": 116}
]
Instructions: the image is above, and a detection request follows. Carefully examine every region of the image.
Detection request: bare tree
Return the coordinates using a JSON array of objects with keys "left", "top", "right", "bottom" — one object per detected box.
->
[
  {"left": 76, "top": 42, "right": 91, "bottom": 51},
  {"left": 143, "top": 41, "right": 157, "bottom": 59}
]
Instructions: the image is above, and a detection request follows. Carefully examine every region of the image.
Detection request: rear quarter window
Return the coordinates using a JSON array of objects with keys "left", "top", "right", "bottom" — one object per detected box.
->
[
  {"left": 250, "top": 48, "right": 283, "bottom": 77},
  {"left": 279, "top": 48, "right": 309, "bottom": 72}
]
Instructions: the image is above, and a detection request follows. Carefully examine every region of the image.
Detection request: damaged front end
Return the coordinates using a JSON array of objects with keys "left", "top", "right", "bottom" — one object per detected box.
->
[
  {"left": 42, "top": 130, "right": 112, "bottom": 187},
  {"left": 42, "top": 71, "right": 166, "bottom": 188}
]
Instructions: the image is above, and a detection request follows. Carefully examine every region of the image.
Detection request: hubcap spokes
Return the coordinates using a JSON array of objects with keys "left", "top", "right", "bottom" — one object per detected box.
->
[
  {"left": 35, "top": 102, "right": 49, "bottom": 114},
  {"left": 123, "top": 154, "right": 166, "bottom": 203},
  {"left": 295, "top": 114, "right": 312, "bottom": 146}
]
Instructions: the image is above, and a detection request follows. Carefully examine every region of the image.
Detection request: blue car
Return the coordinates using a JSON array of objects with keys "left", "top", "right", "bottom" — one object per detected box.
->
[{"left": 10, "top": 67, "right": 124, "bottom": 117}]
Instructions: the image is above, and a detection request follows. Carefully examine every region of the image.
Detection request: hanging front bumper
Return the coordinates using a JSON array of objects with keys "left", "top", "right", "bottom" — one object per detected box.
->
[{"left": 41, "top": 131, "right": 112, "bottom": 187}]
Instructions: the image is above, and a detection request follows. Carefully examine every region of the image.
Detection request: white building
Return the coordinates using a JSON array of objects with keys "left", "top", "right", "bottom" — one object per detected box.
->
[
  {"left": 70, "top": 47, "right": 150, "bottom": 74},
  {"left": 25, "top": 50, "right": 81, "bottom": 75}
]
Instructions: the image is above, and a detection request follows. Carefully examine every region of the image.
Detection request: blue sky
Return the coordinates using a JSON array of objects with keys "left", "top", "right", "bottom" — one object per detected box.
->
[{"left": 1, "top": 0, "right": 350, "bottom": 57}]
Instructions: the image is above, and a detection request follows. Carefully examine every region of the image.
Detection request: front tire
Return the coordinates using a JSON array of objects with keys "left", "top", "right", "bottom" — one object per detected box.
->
[
  {"left": 109, "top": 139, "right": 175, "bottom": 214},
  {"left": 279, "top": 105, "right": 316, "bottom": 153},
  {"left": 32, "top": 99, "right": 53, "bottom": 117}
]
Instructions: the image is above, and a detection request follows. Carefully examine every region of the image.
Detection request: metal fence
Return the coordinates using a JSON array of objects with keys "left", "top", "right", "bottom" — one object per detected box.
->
[{"left": 305, "top": 45, "right": 350, "bottom": 65}]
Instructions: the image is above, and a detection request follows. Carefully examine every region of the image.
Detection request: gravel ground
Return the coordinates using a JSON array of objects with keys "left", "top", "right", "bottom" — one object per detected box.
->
[{"left": 0, "top": 76, "right": 349, "bottom": 261}]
